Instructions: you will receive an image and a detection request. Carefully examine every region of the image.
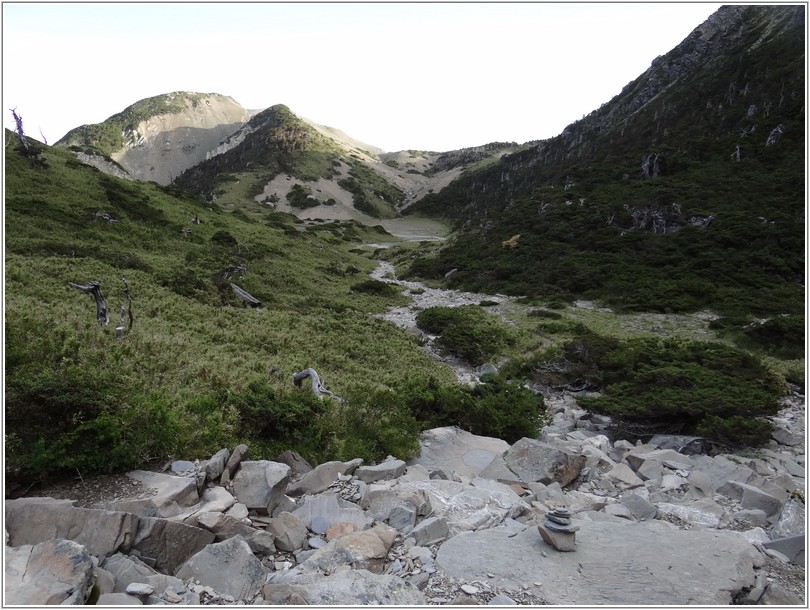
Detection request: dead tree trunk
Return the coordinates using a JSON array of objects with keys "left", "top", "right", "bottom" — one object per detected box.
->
[
  {"left": 10, "top": 108, "right": 29, "bottom": 153},
  {"left": 292, "top": 368, "right": 342, "bottom": 401},
  {"left": 116, "top": 276, "right": 134, "bottom": 335},
  {"left": 69, "top": 281, "right": 110, "bottom": 325},
  {"left": 230, "top": 283, "right": 262, "bottom": 308}
]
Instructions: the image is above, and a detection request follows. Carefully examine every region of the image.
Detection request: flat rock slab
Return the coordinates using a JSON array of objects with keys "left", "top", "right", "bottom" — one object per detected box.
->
[
  {"left": 408, "top": 426, "right": 509, "bottom": 479},
  {"left": 435, "top": 520, "right": 759, "bottom": 605}
]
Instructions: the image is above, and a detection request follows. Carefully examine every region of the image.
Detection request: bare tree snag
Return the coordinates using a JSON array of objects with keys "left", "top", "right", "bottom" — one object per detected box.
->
[
  {"left": 69, "top": 280, "right": 110, "bottom": 325},
  {"left": 10, "top": 108, "right": 29, "bottom": 153},
  {"left": 119, "top": 276, "right": 134, "bottom": 332},
  {"left": 293, "top": 368, "right": 342, "bottom": 401},
  {"left": 230, "top": 283, "right": 262, "bottom": 308}
]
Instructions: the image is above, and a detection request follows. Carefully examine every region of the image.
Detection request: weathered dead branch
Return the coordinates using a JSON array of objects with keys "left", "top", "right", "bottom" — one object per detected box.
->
[
  {"left": 69, "top": 280, "right": 109, "bottom": 325},
  {"left": 292, "top": 368, "right": 342, "bottom": 401}
]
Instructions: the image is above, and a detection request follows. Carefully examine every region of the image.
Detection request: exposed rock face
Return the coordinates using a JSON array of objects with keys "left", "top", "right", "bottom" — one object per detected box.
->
[{"left": 4, "top": 390, "right": 805, "bottom": 605}]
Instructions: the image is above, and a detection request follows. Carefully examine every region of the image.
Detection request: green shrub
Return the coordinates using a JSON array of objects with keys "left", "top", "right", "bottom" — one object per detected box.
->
[
  {"left": 350, "top": 279, "right": 401, "bottom": 297},
  {"left": 556, "top": 333, "right": 787, "bottom": 446},
  {"left": 399, "top": 375, "right": 547, "bottom": 444},
  {"left": 416, "top": 305, "right": 516, "bottom": 366}
]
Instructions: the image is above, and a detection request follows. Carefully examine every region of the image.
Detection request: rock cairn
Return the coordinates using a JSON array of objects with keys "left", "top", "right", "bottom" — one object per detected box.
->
[{"left": 538, "top": 506, "right": 578, "bottom": 551}]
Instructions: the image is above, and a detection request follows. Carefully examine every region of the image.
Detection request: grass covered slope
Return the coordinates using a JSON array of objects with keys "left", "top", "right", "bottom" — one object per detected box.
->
[{"left": 5, "top": 136, "right": 483, "bottom": 480}]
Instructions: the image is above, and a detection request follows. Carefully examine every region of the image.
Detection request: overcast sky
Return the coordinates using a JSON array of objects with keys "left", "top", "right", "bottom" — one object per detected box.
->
[{"left": 3, "top": 2, "right": 723, "bottom": 152}]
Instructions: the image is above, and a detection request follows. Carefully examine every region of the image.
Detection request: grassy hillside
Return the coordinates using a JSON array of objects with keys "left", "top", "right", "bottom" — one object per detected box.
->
[
  {"left": 7, "top": 136, "right": 546, "bottom": 481},
  {"left": 174, "top": 104, "right": 402, "bottom": 219}
]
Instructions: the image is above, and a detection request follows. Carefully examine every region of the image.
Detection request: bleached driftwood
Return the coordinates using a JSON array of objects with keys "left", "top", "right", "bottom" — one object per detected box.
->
[
  {"left": 69, "top": 280, "right": 109, "bottom": 325},
  {"left": 230, "top": 283, "right": 261, "bottom": 308},
  {"left": 292, "top": 368, "right": 342, "bottom": 401}
]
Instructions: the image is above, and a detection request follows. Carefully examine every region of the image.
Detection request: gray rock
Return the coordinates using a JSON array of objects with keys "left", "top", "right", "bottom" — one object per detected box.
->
[
  {"left": 267, "top": 511, "right": 308, "bottom": 552},
  {"left": 403, "top": 479, "right": 526, "bottom": 536},
  {"left": 262, "top": 583, "right": 311, "bottom": 604},
  {"left": 771, "top": 427, "right": 803, "bottom": 446},
  {"left": 293, "top": 492, "right": 374, "bottom": 534},
  {"left": 762, "top": 535, "right": 805, "bottom": 566},
  {"left": 692, "top": 455, "right": 759, "bottom": 491},
  {"left": 175, "top": 535, "right": 267, "bottom": 600},
  {"left": 685, "top": 469, "right": 714, "bottom": 499},
  {"left": 220, "top": 443, "right": 249, "bottom": 485},
  {"left": 648, "top": 434, "right": 706, "bottom": 455},
  {"left": 5, "top": 538, "right": 96, "bottom": 605},
  {"left": 725, "top": 509, "right": 769, "bottom": 530},
  {"left": 408, "top": 426, "right": 510, "bottom": 480},
  {"left": 619, "top": 493, "right": 657, "bottom": 521},
  {"left": 502, "top": 437, "right": 587, "bottom": 487},
  {"left": 101, "top": 553, "right": 159, "bottom": 592},
  {"left": 356, "top": 457, "right": 407, "bottom": 483},
  {"left": 388, "top": 502, "right": 418, "bottom": 532},
  {"left": 603, "top": 503, "right": 635, "bottom": 521},
  {"left": 97, "top": 592, "right": 142, "bottom": 605},
  {"left": 171, "top": 460, "right": 197, "bottom": 474},
  {"left": 195, "top": 511, "right": 276, "bottom": 554},
  {"left": 231, "top": 460, "right": 291, "bottom": 515},
  {"left": 97, "top": 470, "right": 199, "bottom": 518},
  {"left": 436, "top": 520, "right": 759, "bottom": 604},
  {"left": 489, "top": 594, "right": 518, "bottom": 604},
  {"left": 604, "top": 463, "right": 645, "bottom": 489},
  {"left": 625, "top": 449, "right": 694, "bottom": 473},
  {"left": 410, "top": 516, "right": 449, "bottom": 546},
  {"left": 130, "top": 516, "right": 216, "bottom": 574},
  {"left": 302, "top": 528, "right": 392, "bottom": 574},
  {"left": 275, "top": 568, "right": 426, "bottom": 604},
  {"left": 94, "top": 565, "right": 116, "bottom": 594},
  {"left": 275, "top": 449, "right": 314, "bottom": 475},
  {"left": 718, "top": 481, "right": 784, "bottom": 518},
  {"left": 286, "top": 460, "right": 351, "bottom": 496},
  {"left": 655, "top": 500, "right": 725, "bottom": 528},
  {"left": 178, "top": 485, "right": 236, "bottom": 525},
  {"left": 771, "top": 496, "right": 805, "bottom": 539},
  {"left": 5, "top": 497, "right": 139, "bottom": 557},
  {"left": 203, "top": 448, "right": 230, "bottom": 483},
  {"left": 125, "top": 582, "right": 155, "bottom": 596}
]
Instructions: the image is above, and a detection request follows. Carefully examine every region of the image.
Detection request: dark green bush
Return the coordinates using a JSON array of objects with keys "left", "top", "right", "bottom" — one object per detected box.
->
[
  {"left": 558, "top": 333, "right": 787, "bottom": 446},
  {"left": 416, "top": 305, "right": 516, "bottom": 366},
  {"left": 350, "top": 279, "right": 401, "bottom": 297}
]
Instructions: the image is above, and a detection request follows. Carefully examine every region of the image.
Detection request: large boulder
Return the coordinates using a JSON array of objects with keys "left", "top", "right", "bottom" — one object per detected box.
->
[
  {"left": 500, "top": 437, "right": 586, "bottom": 487},
  {"left": 175, "top": 535, "right": 267, "bottom": 600},
  {"left": 231, "top": 460, "right": 291, "bottom": 515},
  {"left": 131, "top": 516, "right": 216, "bottom": 574},
  {"left": 5, "top": 538, "right": 96, "bottom": 605},
  {"left": 293, "top": 493, "right": 374, "bottom": 534},
  {"left": 5, "top": 497, "right": 138, "bottom": 557},
  {"left": 407, "top": 426, "right": 510, "bottom": 480},
  {"left": 286, "top": 460, "right": 357, "bottom": 496}
]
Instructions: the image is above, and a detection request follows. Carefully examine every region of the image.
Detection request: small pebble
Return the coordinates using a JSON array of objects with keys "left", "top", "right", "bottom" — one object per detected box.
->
[{"left": 460, "top": 584, "right": 479, "bottom": 595}]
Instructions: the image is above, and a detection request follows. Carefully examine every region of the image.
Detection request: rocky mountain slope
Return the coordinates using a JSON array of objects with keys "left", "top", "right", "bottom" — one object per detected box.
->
[
  {"left": 7, "top": 389, "right": 804, "bottom": 605},
  {"left": 56, "top": 92, "right": 253, "bottom": 184},
  {"left": 54, "top": 92, "right": 518, "bottom": 224},
  {"left": 404, "top": 5, "right": 805, "bottom": 321}
]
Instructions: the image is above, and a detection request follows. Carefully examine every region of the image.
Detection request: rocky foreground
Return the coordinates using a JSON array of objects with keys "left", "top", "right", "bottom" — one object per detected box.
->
[{"left": 5, "top": 391, "right": 805, "bottom": 606}]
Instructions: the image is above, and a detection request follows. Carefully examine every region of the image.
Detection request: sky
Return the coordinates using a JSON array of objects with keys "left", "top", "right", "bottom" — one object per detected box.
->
[{"left": 3, "top": 2, "right": 724, "bottom": 152}]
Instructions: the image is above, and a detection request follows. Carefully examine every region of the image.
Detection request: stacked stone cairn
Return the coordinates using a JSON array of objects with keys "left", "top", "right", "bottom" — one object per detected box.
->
[{"left": 537, "top": 506, "right": 578, "bottom": 551}]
